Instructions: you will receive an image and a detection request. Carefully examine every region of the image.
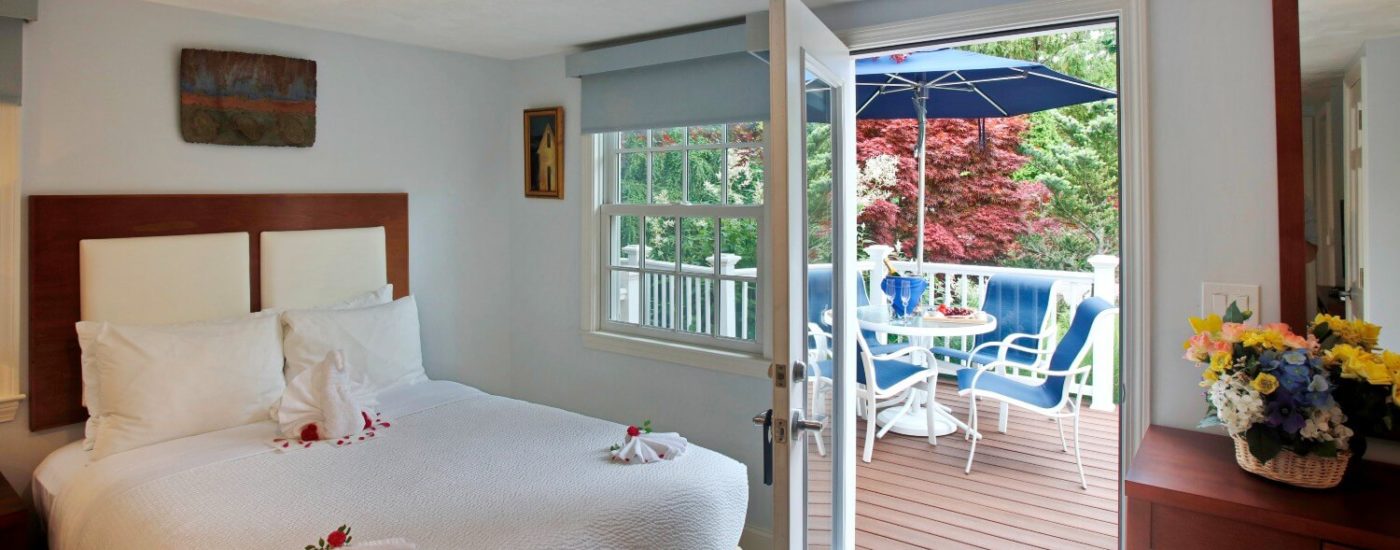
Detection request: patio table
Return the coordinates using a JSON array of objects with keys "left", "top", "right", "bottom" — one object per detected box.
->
[{"left": 853, "top": 305, "right": 997, "bottom": 437}]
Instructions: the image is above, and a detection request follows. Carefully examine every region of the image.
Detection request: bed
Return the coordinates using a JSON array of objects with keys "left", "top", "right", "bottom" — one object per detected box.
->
[{"left": 27, "top": 194, "right": 748, "bottom": 549}]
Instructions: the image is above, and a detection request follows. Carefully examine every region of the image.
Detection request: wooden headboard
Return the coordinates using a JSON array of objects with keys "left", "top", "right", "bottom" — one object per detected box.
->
[{"left": 28, "top": 193, "right": 409, "bottom": 432}]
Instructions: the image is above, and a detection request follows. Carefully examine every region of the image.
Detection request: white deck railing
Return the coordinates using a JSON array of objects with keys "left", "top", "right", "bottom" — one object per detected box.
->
[
  {"left": 613, "top": 243, "right": 1119, "bottom": 411},
  {"left": 864, "top": 245, "right": 1119, "bottom": 411}
]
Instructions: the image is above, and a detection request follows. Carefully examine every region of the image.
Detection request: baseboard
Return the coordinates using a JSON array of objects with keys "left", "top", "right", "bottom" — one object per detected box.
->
[{"left": 739, "top": 525, "right": 773, "bottom": 550}]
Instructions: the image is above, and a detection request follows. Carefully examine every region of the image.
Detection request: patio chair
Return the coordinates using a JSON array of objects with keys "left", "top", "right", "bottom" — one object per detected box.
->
[
  {"left": 956, "top": 297, "right": 1117, "bottom": 489},
  {"left": 932, "top": 273, "right": 1060, "bottom": 432},
  {"left": 806, "top": 266, "right": 910, "bottom": 456},
  {"left": 815, "top": 336, "right": 942, "bottom": 463}
]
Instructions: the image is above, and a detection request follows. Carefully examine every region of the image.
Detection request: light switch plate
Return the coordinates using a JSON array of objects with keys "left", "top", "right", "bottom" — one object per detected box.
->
[{"left": 1202, "top": 282, "right": 1261, "bottom": 323}]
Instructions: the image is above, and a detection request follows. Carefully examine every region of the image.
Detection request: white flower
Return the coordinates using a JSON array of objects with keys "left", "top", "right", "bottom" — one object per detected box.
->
[
  {"left": 1299, "top": 405, "right": 1354, "bottom": 450},
  {"left": 1208, "top": 375, "right": 1265, "bottom": 436}
]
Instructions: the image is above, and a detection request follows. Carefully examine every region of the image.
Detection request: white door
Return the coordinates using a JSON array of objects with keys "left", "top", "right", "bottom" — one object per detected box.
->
[
  {"left": 762, "top": 0, "right": 855, "bottom": 547},
  {"left": 1343, "top": 68, "right": 1365, "bottom": 319}
]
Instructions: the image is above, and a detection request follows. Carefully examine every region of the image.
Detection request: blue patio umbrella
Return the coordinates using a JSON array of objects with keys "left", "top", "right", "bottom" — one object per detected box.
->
[{"left": 856, "top": 49, "right": 1116, "bottom": 274}]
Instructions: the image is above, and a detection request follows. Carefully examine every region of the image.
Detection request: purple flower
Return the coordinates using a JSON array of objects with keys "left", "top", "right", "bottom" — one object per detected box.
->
[{"left": 1265, "top": 391, "right": 1306, "bottom": 434}]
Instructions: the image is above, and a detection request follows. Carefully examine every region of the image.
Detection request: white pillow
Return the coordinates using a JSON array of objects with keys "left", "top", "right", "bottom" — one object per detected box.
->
[
  {"left": 261, "top": 283, "right": 393, "bottom": 314},
  {"left": 281, "top": 296, "right": 427, "bottom": 394},
  {"left": 77, "top": 285, "right": 393, "bottom": 450},
  {"left": 86, "top": 314, "right": 284, "bottom": 460}
]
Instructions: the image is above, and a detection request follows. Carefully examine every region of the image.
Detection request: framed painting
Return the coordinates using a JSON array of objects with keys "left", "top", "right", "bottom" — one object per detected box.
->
[
  {"left": 179, "top": 49, "right": 316, "bottom": 147},
  {"left": 523, "top": 107, "right": 564, "bottom": 199}
]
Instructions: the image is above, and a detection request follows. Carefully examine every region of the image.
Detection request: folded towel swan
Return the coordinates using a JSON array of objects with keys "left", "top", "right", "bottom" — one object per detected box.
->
[{"left": 274, "top": 350, "right": 386, "bottom": 449}]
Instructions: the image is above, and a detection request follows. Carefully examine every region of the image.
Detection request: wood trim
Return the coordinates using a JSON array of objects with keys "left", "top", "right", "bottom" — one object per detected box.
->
[
  {"left": 27, "top": 193, "right": 409, "bottom": 432},
  {"left": 1273, "top": 0, "right": 1307, "bottom": 331}
]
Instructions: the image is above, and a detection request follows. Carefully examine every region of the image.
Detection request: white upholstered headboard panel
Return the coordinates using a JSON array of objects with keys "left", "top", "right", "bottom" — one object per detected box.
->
[
  {"left": 260, "top": 227, "right": 387, "bottom": 310},
  {"left": 79, "top": 232, "right": 251, "bottom": 324}
]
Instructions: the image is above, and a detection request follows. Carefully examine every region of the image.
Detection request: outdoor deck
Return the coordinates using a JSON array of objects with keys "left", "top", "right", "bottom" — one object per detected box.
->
[{"left": 806, "top": 381, "right": 1120, "bottom": 549}]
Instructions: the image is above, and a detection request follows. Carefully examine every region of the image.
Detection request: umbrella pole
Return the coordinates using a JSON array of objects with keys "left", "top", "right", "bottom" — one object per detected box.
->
[{"left": 913, "top": 87, "right": 928, "bottom": 277}]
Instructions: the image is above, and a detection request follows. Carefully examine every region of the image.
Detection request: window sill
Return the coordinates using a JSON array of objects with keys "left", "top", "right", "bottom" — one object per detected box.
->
[
  {"left": 0, "top": 394, "right": 25, "bottom": 423},
  {"left": 581, "top": 331, "right": 769, "bottom": 379}
]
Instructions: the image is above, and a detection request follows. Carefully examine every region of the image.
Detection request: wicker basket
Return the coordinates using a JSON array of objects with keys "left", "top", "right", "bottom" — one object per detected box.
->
[{"left": 1232, "top": 436, "right": 1351, "bottom": 489}]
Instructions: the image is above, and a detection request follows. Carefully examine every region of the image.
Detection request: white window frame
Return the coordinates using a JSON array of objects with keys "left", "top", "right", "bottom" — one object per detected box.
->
[{"left": 581, "top": 128, "right": 772, "bottom": 377}]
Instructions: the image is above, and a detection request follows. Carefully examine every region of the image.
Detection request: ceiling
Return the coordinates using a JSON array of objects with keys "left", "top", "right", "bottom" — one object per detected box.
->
[
  {"left": 1300, "top": 0, "right": 1400, "bottom": 84},
  {"left": 145, "top": 0, "right": 854, "bottom": 60}
]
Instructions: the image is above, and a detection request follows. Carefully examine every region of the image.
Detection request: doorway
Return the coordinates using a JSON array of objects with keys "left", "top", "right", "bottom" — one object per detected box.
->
[{"left": 802, "top": 19, "right": 1129, "bottom": 550}]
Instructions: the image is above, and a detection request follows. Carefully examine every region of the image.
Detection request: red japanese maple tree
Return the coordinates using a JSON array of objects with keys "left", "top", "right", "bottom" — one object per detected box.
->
[{"left": 856, "top": 116, "right": 1046, "bottom": 264}]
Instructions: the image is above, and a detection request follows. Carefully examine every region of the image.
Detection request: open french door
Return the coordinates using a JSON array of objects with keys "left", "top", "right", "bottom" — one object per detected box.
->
[{"left": 763, "top": 0, "right": 855, "bottom": 547}]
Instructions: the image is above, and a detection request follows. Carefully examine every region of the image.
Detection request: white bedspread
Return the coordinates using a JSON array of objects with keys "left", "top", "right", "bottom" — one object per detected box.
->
[{"left": 49, "top": 381, "right": 748, "bottom": 550}]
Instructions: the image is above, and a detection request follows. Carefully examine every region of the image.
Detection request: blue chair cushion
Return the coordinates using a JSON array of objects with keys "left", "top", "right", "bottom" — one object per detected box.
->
[
  {"left": 814, "top": 357, "right": 930, "bottom": 391},
  {"left": 955, "top": 368, "right": 1061, "bottom": 409}
]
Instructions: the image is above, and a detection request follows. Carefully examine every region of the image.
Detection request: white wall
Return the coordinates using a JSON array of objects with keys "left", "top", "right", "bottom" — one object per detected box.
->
[
  {"left": 1, "top": 0, "right": 517, "bottom": 493},
  {"left": 1144, "top": 0, "right": 1282, "bottom": 430},
  {"left": 504, "top": 53, "right": 777, "bottom": 537},
  {"left": 1360, "top": 35, "right": 1400, "bottom": 349}
]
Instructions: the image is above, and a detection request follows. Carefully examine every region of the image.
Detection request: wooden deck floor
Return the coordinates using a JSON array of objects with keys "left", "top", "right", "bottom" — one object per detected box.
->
[{"left": 805, "top": 381, "right": 1120, "bottom": 549}]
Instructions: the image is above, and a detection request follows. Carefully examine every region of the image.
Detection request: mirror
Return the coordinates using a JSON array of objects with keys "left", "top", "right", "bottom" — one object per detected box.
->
[{"left": 1277, "top": 0, "right": 1400, "bottom": 335}]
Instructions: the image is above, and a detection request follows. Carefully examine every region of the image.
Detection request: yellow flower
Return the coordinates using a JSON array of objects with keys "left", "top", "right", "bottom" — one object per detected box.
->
[
  {"left": 1251, "top": 372, "right": 1279, "bottom": 395},
  {"left": 1200, "top": 368, "right": 1220, "bottom": 387},
  {"left": 1382, "top": 350, "right": 1400, "bottom": 377},
  {"left": 1189, "top": 314, "right": 1223, "bottom": 336},
  {"left": 1348, "top": 319, "right": 1382, "bottom": 350},
  {"left": 1318, "top": 314, "right": 1383, "bottom": 349},
  {"left": 1329, "top": 345, "right": 1391, "bottom": 385},
  {"left": 1241, "top": 328, "right": 1288, "bottom": 351},
  {"left": 1208, "top": 351, "right": 1233, "bottom": 373}
]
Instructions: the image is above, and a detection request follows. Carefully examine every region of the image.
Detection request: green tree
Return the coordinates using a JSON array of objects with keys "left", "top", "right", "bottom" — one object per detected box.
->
[{"left": 965, "top": 29, "right": 1121, "bottom": 271}]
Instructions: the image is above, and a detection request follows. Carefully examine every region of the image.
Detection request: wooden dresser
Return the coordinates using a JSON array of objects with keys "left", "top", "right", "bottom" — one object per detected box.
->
[
  {"left": 0, "top": 472, "right": 26, "bottom": 550},
  {"left": 1126, "top": 426, "right": 1400, "bottom": 549}
]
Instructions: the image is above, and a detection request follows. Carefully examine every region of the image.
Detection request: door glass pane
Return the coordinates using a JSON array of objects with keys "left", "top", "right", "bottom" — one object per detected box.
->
[
  {"left": 803, "top": 70, "right": 835, "bottom": 546},
  {"left": 720, "top": 217, "right": 759, "bottom": 278}
]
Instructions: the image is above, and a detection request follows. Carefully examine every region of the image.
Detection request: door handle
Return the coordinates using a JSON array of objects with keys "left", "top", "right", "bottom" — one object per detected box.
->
[
  {"left": 792, "top": 409, "right": 824, "bottom": 434},
  {"left": 754, "top": 409, "right": 773, "bottom": 486}
]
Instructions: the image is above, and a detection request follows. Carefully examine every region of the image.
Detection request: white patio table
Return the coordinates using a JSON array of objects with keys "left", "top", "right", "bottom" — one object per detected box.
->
[{"left": 850, "top": 304, "right": 997, "bottom": 437}]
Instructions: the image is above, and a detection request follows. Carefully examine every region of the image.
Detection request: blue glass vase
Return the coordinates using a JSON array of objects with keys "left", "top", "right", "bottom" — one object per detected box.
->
[{"left": 880, "top": 276, "right": 929, "bottom": 320}]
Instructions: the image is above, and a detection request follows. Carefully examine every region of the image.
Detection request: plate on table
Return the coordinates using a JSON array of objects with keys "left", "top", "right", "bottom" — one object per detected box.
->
[{"left": 924, "top": 305, "right": 986, "bottom": 324}]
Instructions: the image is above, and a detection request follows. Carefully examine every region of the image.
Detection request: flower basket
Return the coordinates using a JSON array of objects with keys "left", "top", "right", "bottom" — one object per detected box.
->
[{"left": 1232, "top": 435, "right": 1351, "bottom": 489}]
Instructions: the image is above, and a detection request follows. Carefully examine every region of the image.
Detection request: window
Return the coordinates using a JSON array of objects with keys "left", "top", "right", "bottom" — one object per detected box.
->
[{"left": 595, "top": 123, "right": 766, "bottom": 354}]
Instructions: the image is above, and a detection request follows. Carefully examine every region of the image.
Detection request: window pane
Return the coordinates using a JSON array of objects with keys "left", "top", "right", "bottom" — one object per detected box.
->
[
  {"left": 720, "top": 217, "right": 759, "bottom": 274},
  {"left": 619, "top": 152, "right": 647, "bottom": 204},
  {"left": 727, "top": 147, "right": 764, "bottom": 205},
  {"left": 728, "top": 121, "right": 764, "bottom": 143},
  {"left": 652, "top": 127, "right": 684, "bottom": 147},
  {"left": 689, "top": 125, "right": 722, "bottom": 145},
  {"left": 651, "top": 150, "right": 683, "bottom": 204},
  {"left": 607, "top": 270, "right": 639, "bottom": 324},
  {"left": 687, "top": 149, "right": 723, "bottom": 204},
  {"left": 641, "top": 272, "right": 677, "bottom": 330},
  {"left": 680, "top": 217, "right": 716, "bottom": 272},
  {"left": 610, "top": 215, "right": 641, "bottom": 267},
  {"left": 644, "top": 216, "right": 678, "bottom": 268},
  {"left": 622, "top": 130, "right": 647, "bottom": 149},
  {"left": 679, "top": 276, "right": 714, "bottom": 335},
  {"left": 717, "top": 278, "right": 758, "bottom": 341}
]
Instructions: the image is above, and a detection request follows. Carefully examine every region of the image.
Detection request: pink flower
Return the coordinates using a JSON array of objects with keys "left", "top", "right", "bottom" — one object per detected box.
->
[
  {"left": 1220, "top": 323, "right": 1249, "bottom": 343},
  {"left": 1183, "top": 332, "right": 1228, "bottom": 362}
]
